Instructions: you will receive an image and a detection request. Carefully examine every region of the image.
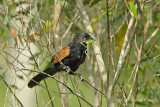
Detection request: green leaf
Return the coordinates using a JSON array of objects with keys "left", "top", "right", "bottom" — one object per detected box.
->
[
  {"left": 29, "top": 52, "right": 42, "bottom": 60},
  {"left": 8, "top": 5, "right": 16, "bottom": 16},
  {"left": 156, "top": 71, "right": 160, "bottom": 79},
  {"left": 3, "top": 16, "right": 8, "bottom": 25},
  {"left": 91, "top": 16, "right": 99, "bottom": 31},
  {"left": 90, "top": 0, "right": 101, "bottom": 7},
  {"left": 10, "top": 85, "right": 18, "bottom": 90},
  {"left": 116, "top": 23, "right": 127, "bottom": 53},
  {"left": 17, "top": 75, "right": 24, "bottom": 80},
  {"left": 81, "top": 39, "right": 95, "bottom": 47},
  {"left": 85, "top": 39, "right": 95, "bottom": 45},
  {"left": 91, "top": 7, "right": 106, "bottom": 31},
  {"left": 129, "top": 1, "right": 137, "bottom": 18}
]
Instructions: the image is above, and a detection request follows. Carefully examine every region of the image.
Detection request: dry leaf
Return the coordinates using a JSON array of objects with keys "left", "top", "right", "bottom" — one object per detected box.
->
[
  {"left": 26, "top": 33, "right": 42, "bottom": 45},
  {"left": 11, "top": 29, "right": 18, "bottom": 46}
]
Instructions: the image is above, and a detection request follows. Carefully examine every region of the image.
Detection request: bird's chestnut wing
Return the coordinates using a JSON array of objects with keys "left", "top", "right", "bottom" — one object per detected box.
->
[{"left": 51, "top": 45, "right": 70, "bottom": 64}]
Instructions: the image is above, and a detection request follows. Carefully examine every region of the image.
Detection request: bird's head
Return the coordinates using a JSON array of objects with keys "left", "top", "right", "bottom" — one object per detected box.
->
[{"left": 73, "top": 33, "right": 95, "bottom": 46}]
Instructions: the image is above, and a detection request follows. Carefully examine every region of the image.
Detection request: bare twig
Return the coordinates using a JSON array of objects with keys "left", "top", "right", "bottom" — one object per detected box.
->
[
  {"left": 75, "top": 0, "right": 108, "bottom": 92},
  {"left": 108, "top": 15, "right": 135, "bottom": 99},
  {"left": 108, "top": 13, "right": 141, "bottom": 106},
  {"left": 106, "top": 0, "right": 110, "bottom": 92},
  {"left": 61, "top": 11, "right": 80, "bottom": 45},
  {"left": 44, "top": 81, "right": 54, "bottom": 107},
  {"left": 145, "top": 25, "right": 160, "bottom": 46},
  {"left": 53, "top": 1, "right": 69, "bottom": 107},
  {"left": 0, "top": 75, "right": 24, "bottom": 107},
  {"left": 22, "top": 69, "right": 94, "bottom": 107}
]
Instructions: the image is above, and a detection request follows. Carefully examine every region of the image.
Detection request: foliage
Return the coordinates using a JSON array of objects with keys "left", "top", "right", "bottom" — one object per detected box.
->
[{"left": 0, "top": 0, "right": 160, "bottom": 107}]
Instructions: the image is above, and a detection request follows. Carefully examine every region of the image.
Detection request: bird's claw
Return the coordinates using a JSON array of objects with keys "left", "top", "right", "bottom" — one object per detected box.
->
[
  {"left": 63, "top": 66, "right": 84, "bottom": 81},
  {"left": 63, "top": 66, "right": 71, "bottom": 74},
  {"left": 77, "top": 74, "right": 84, "bottom": 82}
]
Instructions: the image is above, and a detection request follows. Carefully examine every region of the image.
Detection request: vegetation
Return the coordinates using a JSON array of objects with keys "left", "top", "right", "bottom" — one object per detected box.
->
[{"left": 0, "top": 0, "right": 160, "bottom": 107}]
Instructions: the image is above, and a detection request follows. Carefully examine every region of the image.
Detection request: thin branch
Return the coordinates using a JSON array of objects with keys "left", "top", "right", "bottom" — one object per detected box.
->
[
  {"left": 0, "top": 75, "right": 24, "bottom": 107},
  {"left": 28, "top": 44, "right": 54, "bottom": 107},
  {"left": 61, "top": 10, "right": 80, "bottom": 45},
  {"left": 23, "top": 69, "right": 94, "bottom": 107},
  {"left": 44, "top": 81, "right": 54, "bottom": 107},
  {"left": 109, "top": 15, "right": 135, "bottom": 93},
  {"left": 145, "top": 25, "right": 160, "bottom": 46},
  {"left": 75, "top": 0, "right": 108, "bottom": 92},
  {"left": 107, "top": 14, "right": 141, "bottom": 106},
  {"left": 106, "top": 0, "right": 110, "bottom": 91}
]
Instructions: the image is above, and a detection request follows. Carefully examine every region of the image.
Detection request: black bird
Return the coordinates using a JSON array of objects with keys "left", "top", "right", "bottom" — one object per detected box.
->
[{"left": 28, "top": 33, "right": 94, "bottom": 88}]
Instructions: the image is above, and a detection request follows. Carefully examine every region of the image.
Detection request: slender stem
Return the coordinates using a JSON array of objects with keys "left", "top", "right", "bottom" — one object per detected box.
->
[
  {"left": 0, "top": 75, "right": 24, "bottom": 107},
  {"left": 106, "top": 0, "right": 110, "bottom": 91},
  {"left": 44, "top": 81, "right": 54, "bottom": 107}
]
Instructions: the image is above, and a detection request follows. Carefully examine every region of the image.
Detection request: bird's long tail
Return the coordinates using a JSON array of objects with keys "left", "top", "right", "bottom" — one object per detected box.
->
[{"left": 28, "top": 64, "right": 58, "bottom": 88}]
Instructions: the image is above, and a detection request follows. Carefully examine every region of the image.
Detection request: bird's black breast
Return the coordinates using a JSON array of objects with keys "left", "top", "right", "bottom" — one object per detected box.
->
[{"left": 60, "top": 42, "right": 87, "bottom": 72}]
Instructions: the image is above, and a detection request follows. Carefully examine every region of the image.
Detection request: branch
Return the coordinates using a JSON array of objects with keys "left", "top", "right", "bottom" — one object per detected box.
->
[
  {"left": 0, "top": 75, "right": 24, "bottom": 107},
  {"left": 145, "top": 25, "right": 160, "bottom": 45},
  {"left": 22, "top": 69, "right": 94, "bottom": 107},
  {"left": 61, "top": 10, "right": 80, "bottom": 45},
  {"left": 109, "top": 15, "right": 135, "bottom": 92},
  {"left": 106, "top": 0, "right": 110, "bottom": 90},
  {"left": 107, "top": 14, "right": 141, "bottom": 106},
  {"left": 75, "top": 0, "right": 108, "bottom": 92}
]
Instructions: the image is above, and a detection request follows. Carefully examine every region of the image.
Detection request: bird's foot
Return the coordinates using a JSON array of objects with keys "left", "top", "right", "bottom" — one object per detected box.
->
[
  {"left": 62, "top": 66, "right": 84, "bottom": 81},
  {"left": 63, "top": 66, "right": 71, "bottom": 74},
  {"left": 77, "top": 73, "right": 84, "bottom": 82}
]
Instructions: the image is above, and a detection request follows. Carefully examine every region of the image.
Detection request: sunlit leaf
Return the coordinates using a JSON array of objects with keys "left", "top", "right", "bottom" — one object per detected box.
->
[
  {"left": 17, "top": 75, "right": 24, "bottom": 80},
  {"left": 8, "top": 5, "right": 16, "bottom": 16},
  {"left": 156, "top": 74, "right": 160, "bottom": 78},
  {"left": 91, "top": 16, "right": 99, "bottom": 31},
  {"left": 129, "top": 1, "right": 137, "bottom": 18},
  {"left": 29, "top": 52, "right": 42, "bottom": 60},
  {"left": 10, "top": 85, "right": 18, "bottom": 90},
  {"left": 91, "top": 7, "right": 106, "bottom": 31},
  {"left": 156, "top": 70, "right": 160, "bottom": 79},
  {"left": 116, "top": 23, "right": 127, "bottom": 53},
  {"left": 3, "top": 16, "right": 8, "bottom": 25},
  {"left": 81, "top": 39, "right": 95, "bottom": 47},
  {"left": 155, "top": 45, "right": 160, "bottom": 50},
  {"left": 26, "top": 33, "right": 42, "bottom": 45},
  {"left": 45, "top": 19, "right": 54, "bottom": 32},
  {"left": 11, "top": 29, "right": 18, "bottom": 46},
  {"left": 90, "top": 0, "right": 101, "bottom": 7},
  {"left": 85, "top": 39, "right": 95, "bottom": 45},
  {"left": 45, "top": 20, "right": 50, "bottom": 32},
  {"left": 65, "top": 16, "right": 72, "bottom": 22},
  {"left": 80, "top": 38, "right": 95, "bottom": 58}
]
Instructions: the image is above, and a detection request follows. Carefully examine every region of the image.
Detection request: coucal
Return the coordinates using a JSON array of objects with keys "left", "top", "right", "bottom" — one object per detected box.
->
[{"left": 28, "top": 33, "right": 94, "bottom": 88}]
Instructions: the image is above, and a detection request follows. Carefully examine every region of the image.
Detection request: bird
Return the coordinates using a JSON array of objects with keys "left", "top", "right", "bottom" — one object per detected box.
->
[{"left": 28, "top": 33, "right": 94, "bottom": 88}]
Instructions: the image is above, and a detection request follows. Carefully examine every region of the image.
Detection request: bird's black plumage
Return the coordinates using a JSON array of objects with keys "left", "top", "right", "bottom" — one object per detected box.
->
[{"left": 28, "top": 33, "right": 93, "bottom": 88}]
